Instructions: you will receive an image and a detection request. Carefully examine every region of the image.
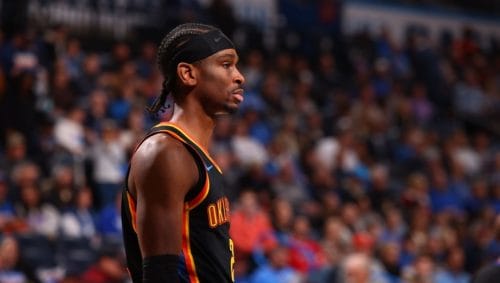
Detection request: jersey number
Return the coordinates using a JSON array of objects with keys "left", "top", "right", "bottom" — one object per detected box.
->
[{"left": 229, "top": 238, "right": 235, "bottom": 282}]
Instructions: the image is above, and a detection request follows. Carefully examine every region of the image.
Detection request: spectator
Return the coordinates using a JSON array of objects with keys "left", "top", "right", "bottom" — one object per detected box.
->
[
  {"left": 134, "top": 41, "right": 156, "bottom": 79},
  {"left": 240, "top": 49, "right": 264, "bottom": 92},
  {"left": 54, "top": 106, "right": 86, "bottom": 157},
  {"left": 465, "top": 178, "right": 490, "bottom": 217},
  {"left": 61, "top": 38, "right": 84, "bottom": 80},
  {"left": 434, "top": 247, "right": 470, "bottom": 283},
  {"left": 0, "top": 132, "right": 28, "bottom": 179},
  {"left": 95, "top": 192, "right": 122, "bottom": 240},
  {"left": 409, "top": 83, "right": 434, "bottom": 126},
  {"left": 401, "top": 173, "right": 431, "bottom": 210},
  {"left": 119, "top": 107, "right": 147, "bottom": 154},
  {"left": 103, "top": 42, "right": 131, "bottom": 72},
  {"left": 85, "top": 89, "right": 109, "bottom": 134},
  {"left": 231, "top": 121, "right": 268, "bottom": 168},
  {"left": 271, "top": 198, "right": 295, "bottom": 245},
  {"left": 380, "top": 208, "right": 407, "bottom": 243},
  {"left": 429, "top": 167, "right": 463, "bottom": 214},
  {"left": 314, "top": 128, "right": 360, "bottom": 174},
  {"left": 90, "top": 119, "right": 126, "bottom": 208},
  {"left": 0, "top": 236, "right": 39, "bottom": 283},
  {"left": 51, "top": 62, "right": 79, "bottom": 113},
  {"left": 307, "top": 162, "right": 337, "bottom": 203},
  {"left": 271, "top": 159, "right": 310, "bottom": 208},
  {"left": 108, "top": 85, "right": 133, "bottom": 124},
  {"left": 367, "top": 164, "right": 396, "bottom": 214},
  {"left": 46, "top": 164, "right": 76, "bottom": 211},
  {"left": 338, "top": 252, "right": 387, "bottom": 283},
  {"left": 287, "top": 215, "right": 328, "bottom": 274},
  {"left": 15, "top": 184, "right": 60, "bottom": 238},
  {"left": 76, "top": 53, "right": 101, "bottom": 96},
  {"left": 230, "top": 190, "right": 277, "bottom": 262},
  {"left": 449, "top": 129, "right": 482, "bottom": 177},
  {"left": 319, "top": 217, "right": 352, "bottom": 281},
  {"left": 0, "top": 173, "right": 16, "bottom": 232},
  {"left": 10, "top": 161, "right": 41, "bottom": 206},
  {"left": 379, "top": 241, "right": 403, "bottom": 283},
  {"left": 349, "top": 83, "right": 386, "bottom": 139},
  {"left": 402, "top": 253, "right": 436, "bottom": 283},
  {"left": 80, "top": 249, "right": 125, "bottom": 283},
  {"left": 250, "top": 244, "right": 302, "bottom": 283},
  {"left": 59, "top": 187, "right": 97, "bottom": 239}
]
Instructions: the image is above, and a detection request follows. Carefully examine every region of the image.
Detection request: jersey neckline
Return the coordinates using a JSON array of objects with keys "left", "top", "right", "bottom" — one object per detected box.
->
[{"left": 155, "top": 122, "right": 222, "bottom": 173}]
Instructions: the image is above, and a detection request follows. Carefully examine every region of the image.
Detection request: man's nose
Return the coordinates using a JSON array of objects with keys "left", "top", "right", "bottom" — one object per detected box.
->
[{"left": 234, "top": 68, "right": 245, "bottom": 85}]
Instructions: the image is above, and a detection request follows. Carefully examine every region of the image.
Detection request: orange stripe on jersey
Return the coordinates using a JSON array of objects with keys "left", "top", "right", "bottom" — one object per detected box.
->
[
  {"left": 156, "top": 122, "right": 223, "bottom": 173},
  {"left": 126, "top": 191, "right": 138, "bottom": 233},
  {"left": 153, "top": 128, "right": 211, "bottom": 211},
  {"left": 182, "top": 211, "right": 200, "bottom": 283},
  {"left": 185, "top": 172, "right": 210, "bottom": 210}
]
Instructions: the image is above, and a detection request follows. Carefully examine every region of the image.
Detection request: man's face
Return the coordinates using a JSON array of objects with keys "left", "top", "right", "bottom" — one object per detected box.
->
[{"left": 194, "top": 49, "right": 245, "bottom": 116}]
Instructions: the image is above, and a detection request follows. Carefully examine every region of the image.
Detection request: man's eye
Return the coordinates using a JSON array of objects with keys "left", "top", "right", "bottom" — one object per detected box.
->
[{"left": 223, "top": 62, "right": 231, "bottom": 69}]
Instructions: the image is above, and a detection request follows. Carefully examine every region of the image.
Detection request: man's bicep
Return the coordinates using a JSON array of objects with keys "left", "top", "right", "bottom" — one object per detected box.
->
[{"left": 133, "top": 139, "right": 197, "bottom": 257}]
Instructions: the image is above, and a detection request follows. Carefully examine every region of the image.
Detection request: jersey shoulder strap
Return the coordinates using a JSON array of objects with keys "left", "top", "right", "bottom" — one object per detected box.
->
[{"left": 126, "top": 123, "right": 207, "bottom": 203}]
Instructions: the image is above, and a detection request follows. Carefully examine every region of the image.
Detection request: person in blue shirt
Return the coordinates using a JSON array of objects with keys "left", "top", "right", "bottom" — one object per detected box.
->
[
  {"left": 96, "top": 191, "right": 122, "bottom": 239},
  {"left": 434, "top": 247, "right": 470, "bottom": 283},
  {"left": 0, "top": 175, "right": 15, "bottom": 218},
  {"left": 250, "top": 244, "right": 302, "bottom": 283}
]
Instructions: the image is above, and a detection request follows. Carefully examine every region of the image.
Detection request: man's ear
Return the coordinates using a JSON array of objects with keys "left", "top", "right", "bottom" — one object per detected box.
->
[{"left": 177, "top": 62, "right": 197, "bottom": 87}]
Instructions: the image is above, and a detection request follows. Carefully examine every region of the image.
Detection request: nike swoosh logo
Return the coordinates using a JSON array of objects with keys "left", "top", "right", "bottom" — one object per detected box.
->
[
  {"left": 206, "top": 165, "right": 214, "bottom": 171},
  {"left": 214, "top": 37, "right": 221, "bottom": 43}
]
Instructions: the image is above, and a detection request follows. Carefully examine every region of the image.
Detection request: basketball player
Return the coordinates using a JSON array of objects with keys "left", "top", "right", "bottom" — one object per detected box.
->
[{"left": 121, "top": 23, "right": 245, "bottom": 283}]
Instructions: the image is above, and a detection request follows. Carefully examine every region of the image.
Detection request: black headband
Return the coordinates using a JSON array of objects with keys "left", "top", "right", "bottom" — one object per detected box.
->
[{"left": 169, "top": 29, "right": 234, "bottom": 70}]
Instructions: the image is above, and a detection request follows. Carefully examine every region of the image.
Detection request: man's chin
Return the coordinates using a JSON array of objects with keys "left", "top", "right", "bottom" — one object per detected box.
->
[{"left": 215, "top": 104, "right": 239, "bottom": 116}]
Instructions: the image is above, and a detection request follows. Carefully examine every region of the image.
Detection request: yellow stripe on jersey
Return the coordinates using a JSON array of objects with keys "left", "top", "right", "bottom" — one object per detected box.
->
[{"left": 156, "top": 122, "right": 223, "bottom": 173}]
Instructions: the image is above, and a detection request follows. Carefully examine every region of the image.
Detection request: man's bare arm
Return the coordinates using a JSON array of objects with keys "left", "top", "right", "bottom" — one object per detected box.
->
[{"left": 130, "top": 134, "right": 199, "bottom": 257}]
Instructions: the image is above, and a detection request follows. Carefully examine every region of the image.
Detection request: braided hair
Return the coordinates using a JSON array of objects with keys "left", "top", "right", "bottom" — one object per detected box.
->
[{"left": 148, "top": 23, "right": 218, "bottom": 114}]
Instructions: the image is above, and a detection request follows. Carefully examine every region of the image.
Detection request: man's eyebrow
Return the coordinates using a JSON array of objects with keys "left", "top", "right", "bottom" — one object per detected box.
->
[{"left": 217, "top": 52, "right": 238, "bottom": 61}]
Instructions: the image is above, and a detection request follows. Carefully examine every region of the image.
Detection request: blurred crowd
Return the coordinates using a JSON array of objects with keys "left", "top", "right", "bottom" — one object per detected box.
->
[{"left": 1, "top": 1, "right": 500, "bottom": 283}]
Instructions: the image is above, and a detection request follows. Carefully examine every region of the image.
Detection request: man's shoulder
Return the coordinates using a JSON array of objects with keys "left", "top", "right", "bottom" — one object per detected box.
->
[
  {"left": 134, "top": 132, "right": 189, "bottom": 162},
  {"left": 131, "top": 132, "right": 198, "bottom": 187}
]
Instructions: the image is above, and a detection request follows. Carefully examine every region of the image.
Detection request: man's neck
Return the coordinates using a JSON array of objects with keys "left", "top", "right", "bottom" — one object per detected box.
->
[{"left": 169, "top": 103, "right": 215, "bottom": 150}]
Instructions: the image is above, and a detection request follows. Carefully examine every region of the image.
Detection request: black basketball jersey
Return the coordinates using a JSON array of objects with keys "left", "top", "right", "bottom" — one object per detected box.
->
[{"left": 121, "top": 122, "right": 234, "bottom": 283}]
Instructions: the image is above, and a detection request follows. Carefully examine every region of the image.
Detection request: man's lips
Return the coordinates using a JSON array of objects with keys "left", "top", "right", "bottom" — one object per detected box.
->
[{"left": 232, "top": 89, "right": 244, "bottom": 103}]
